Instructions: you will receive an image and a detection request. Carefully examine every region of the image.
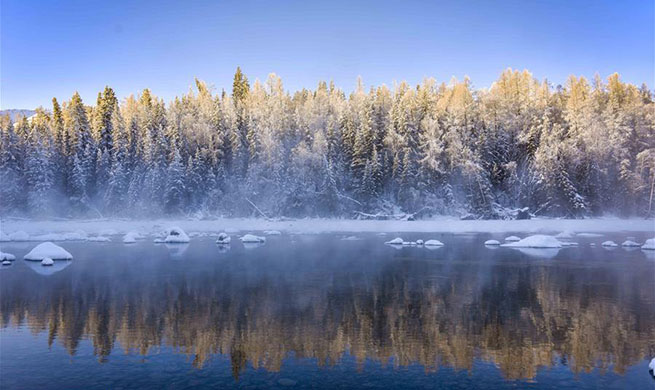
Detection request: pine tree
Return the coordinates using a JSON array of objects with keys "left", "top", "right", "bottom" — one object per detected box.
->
[{"left": 165, "top": 148, "right": 185, "bottom": 213}]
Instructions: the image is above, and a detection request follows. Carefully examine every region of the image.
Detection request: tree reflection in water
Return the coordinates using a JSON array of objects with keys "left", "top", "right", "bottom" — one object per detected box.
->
[{"left": 1, "top": 235, "right": 654, "bottom": 382}]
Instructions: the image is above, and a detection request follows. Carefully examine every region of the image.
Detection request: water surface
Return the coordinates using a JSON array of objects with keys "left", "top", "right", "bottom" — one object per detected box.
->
[{"left": 1, "top": 232, "right": 654, "bottom": 389}]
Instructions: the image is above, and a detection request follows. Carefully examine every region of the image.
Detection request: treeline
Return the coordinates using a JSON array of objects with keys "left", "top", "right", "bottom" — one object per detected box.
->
[{"left": 1, "top": 68, "right": 654, "bottom": 218}]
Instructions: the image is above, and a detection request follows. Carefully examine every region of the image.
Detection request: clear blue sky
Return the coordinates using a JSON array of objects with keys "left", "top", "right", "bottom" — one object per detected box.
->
[{"left": 1, "top": 0, "right": 653, "bottom": 109}]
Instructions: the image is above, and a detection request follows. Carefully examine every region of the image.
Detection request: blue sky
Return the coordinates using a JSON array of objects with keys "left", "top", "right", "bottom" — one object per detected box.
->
[{"left": 1, "top": 0, "right": 653, "bottom": 109}]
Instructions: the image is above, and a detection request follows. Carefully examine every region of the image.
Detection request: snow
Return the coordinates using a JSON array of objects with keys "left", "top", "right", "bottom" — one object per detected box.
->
[
  {"left": 216, "top": 232, "right": 231, "bottom": 244},
  {"left": 41, "top": 257, "right": 54, "bottom": 266},
  {"left": 484, "top": 239, "right": 500, "bottom": 246},
  {"left": 341, "top": 235, "right": 361, "bottom": 241},
  {"left": 641, "top": 238, "right": 655, "bottom": 250},
  {"left": 1, "top": 217, "right": 652, "bottom": 236},
  {"left": 123, "top": 232, "right": 139, "bottom": 243},
  {"left": 1, "top": 230, "right": 30, "bottom": 241},
  {"left": 2, "top": 260, "right": 10, "bottom": 266},
  {"left": 601, "top": 241, "right": 618, "bottom": 247},
  {"left": 385, "top": 237, "right": 404, "bottom": 245},
  {"left": 649, "top": 357, "right": 655, "bottom": 372},
  {"left": 88, "top": 236, "right": 110, "bottom": 242},
  {"left": 402, "top": 241, "right": 417, "bottom": 246},
  {"left": 0, "top": 252, "right": 15, "bottom": 261},
  {"left": 621, "top": 240, "right": 641, "bottom": 247},
  {"left": 501, "top": 235, "right": 562, "bottom": 248},
  {"left": 504, "top": 236, "right": 521, "bottom": 242},
  {"left": 424, "top": 239, "right": 444, "bottom": 246},
  {"left": 240, "top": 234, "right": 266, "bottom": 243},
  {"left": 163, "top": 227, "right": 190, "bottom": 243},
  {"left": 555, "top": 230, "right": 576, "bottom": 239},
  {"left": 264, "top": 230, "right": 282, "bottom": 235},
  {"left": 24, "top": 242, "right": 73, "bottom": 260},
  {"left": 559, "top": 241, "right": 579, "bottom": 247},
  {"left": 416, "top": 239, "right": 424, "bottom": 245}
]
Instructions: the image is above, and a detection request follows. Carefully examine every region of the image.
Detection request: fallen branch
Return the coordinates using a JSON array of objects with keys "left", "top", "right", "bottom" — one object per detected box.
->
[{"left": 245, "top": 198, "right": 270, "bottom": 220}]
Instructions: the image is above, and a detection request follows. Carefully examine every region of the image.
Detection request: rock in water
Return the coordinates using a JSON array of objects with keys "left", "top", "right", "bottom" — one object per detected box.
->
[
  {"left": 164, "top": 227, "right": 190, "bottom": 243},
  {"left": 240, "top": 234, "right": 266, "bottom": 243},
  {"left": 500, "top": 235, "right": 562, "bottom": 248},
  {"left": 424, "top": 239, "right": 444, "bottom": 246},
  {"left": 24, "top": 242, "right": 73, "bottom": 260},
  {"left": 484, "top": 239, "right": 500, "bottom": 246},
  {"left": 41, "top": 257, "right": 54, "bottom": 266},
  {"left": 641, "top": 238, "right": 655, "bottom": 250},
  {"left": 0, "top": 252, "right": 16, "bottom": 261},
  {"left": 385, "top": 237, "right": 404, "bottom": 245},
  {"left": 216, "top": 232, "right": 231, "bottom": 245}
]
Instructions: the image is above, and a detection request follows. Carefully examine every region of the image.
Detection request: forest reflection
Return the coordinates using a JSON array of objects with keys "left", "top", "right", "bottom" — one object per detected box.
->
[{"left": 1, "top": 239, "right": 654, "bottom": 381}]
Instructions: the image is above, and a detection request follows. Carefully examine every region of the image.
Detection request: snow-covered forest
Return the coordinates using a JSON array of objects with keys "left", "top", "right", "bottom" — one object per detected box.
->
[{"left": 1, "top": 68, "right": 654, "bottom": 219}]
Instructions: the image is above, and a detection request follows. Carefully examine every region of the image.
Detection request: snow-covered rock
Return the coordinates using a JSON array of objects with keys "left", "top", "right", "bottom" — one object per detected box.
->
[
  {"left": 240, "top": 234, "right": 266, "bottom": 243},
  {"left": 216, "top": 232, "right": 231, "bottom": 245},
  {"left": 649, "top": 357, "right": 655, "bottom": 372},
  {"left": 501, "top": 235, "right": 562, "bottom": 248},
  {"left": 123, "top": 232, "right": 139, "bottom": 244},
  {"left": 555, "top": 230, "right": 576, "bottom": 239},
  {"left": 402, "top": 241, "right": 417, "bottom": 246},
  {"left": 416, "top": 239, "right": 424, "bottom": 245},
  {"left": 0, "top": 252, "right": 15, "bottom": 261},
  {"left": 2, "top": 260, "right": 11, "bottom": 266},
  {"left": 560, "top": 241, "right": 579, "bottom": 247},
  {"left": 41, "top": 257, "right": 54, "bottom": 266},
  {"left": 264, "top": 230, "right": 282, "bottom": 236},
  {"left": 484, "top": 239, "right": 500, "bottom": 246},
  {"left": 504, "top": 236, "right": 521, "bottom": 242},
  {"left": 24, "top": 242, "right": 73, "bottom": 261},
  {"left": 621, "top": 240, "right": 641, "bottom": 247},
  {"left": 385, "top": 237, "right": 404, "bottom": 245},
  {"left": 163, "top": 227, "right": 190, "bottom": 243},
  {"left": 641, "top": 238, "right": 655, "bottom": 250},
  {"left": 424, "top": 239, "right": 444, "bottom": 246},
  {"left": 601, "top": 240, "right": 618, "bottom": 247}
]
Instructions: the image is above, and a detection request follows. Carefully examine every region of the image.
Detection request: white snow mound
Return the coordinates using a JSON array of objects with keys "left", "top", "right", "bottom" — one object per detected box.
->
[
  {"left": 123, "top": 232, "right": 138, "bottom": 243},
  {"left": 555, "top": 230, "right": 576, "bottom": 239},
  {"left": 88, "top": 236, "right": 110, "bottom": 242},
  {"left": 424, "top": 239, "right": 444, "bottom": 246},
  {"left": 264, "top": 230, "right": 282, "bottom": 236},
  {"left": 41, "top": 257, "right": 54, "bottom": 266},
  {"left": 621, "top": 240, "right": 641, "bottom": 247},
  {"left": 0, "top": 252, "right": 16, "bottom": 261},
  {"left": 216, "top": 232, "right": 231, "bottom": 244},
  {"left": 240, "top": 234, "right": 266, "bottom": 243},
  {"left": 642, "top": 238, "right": 655, "bottom": 250},
  {"left": 649, "top": 357, "right": 655, "bottom": 372},
  {"left": 385, "top": 237, "right": 404, "bottom": 245},
  {"left": 416, "top": 239, "right": 424, "bottom": 245},
  {"left": 24, "top": 242, "right": 73, "bottom": 261},
  {"left": 501, "top": 235, "right": 562, "bottom": 248},
  {"left": 601, "top": 241, "right": 618, "bottom": 247},
  {"left": 164, "top": 227, "right": 190, "bottom": 243},
  {"left": 504, "top": 236, "right": 521, "bottom": 242},
  {"left": 484, "top": 240, "right": 500, "bottom": 246}
]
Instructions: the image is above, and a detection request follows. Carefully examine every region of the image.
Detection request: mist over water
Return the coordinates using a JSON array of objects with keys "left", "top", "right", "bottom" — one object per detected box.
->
[{"left": 1, "top": 232, "right": 654, "bottom": 389}]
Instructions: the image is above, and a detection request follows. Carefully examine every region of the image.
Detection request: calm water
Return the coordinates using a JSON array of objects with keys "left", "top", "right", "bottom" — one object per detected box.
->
[{"left": 1, "top": 232, "right": 654, "bottom": 389}]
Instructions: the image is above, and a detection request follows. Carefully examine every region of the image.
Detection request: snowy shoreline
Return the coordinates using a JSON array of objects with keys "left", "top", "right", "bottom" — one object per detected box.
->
[{"left": 1, "top": 217, "right": 653, "bottom": 237}]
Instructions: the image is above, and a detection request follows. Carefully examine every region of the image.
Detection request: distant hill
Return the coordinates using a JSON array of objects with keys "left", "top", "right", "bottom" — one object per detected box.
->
[{"left": 0, "top": 109, "right": 37, "bottom": 121}]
